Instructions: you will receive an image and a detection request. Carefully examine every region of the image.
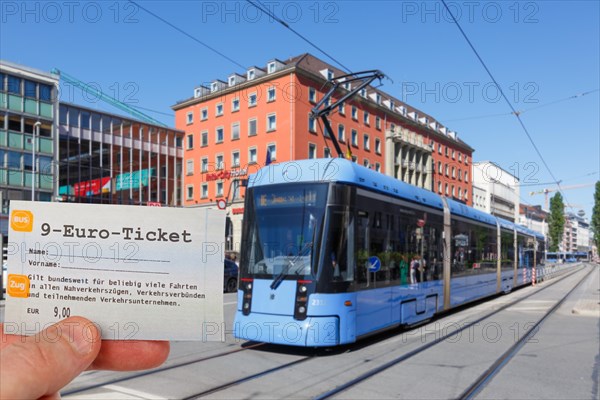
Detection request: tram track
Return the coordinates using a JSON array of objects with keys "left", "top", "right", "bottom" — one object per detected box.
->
[
  {"left": 181, "top": 355, "right": 315, "bottom": 399},
  {"left": 312, "top": 264, "right": 591, "bottom": 400},
  {"left": 61, "top": 342, "right": 266, "bottom": 396}
]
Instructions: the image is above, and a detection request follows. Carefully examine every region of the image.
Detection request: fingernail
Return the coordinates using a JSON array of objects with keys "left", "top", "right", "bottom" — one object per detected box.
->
[{"left": 67, "top": 323, "right": 94, "bottom": 355}]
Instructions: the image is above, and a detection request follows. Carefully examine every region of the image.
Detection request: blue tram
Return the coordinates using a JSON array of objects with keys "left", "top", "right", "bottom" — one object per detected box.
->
[{"left": 234, "top": 159, "right": 549, "bottom": 347}]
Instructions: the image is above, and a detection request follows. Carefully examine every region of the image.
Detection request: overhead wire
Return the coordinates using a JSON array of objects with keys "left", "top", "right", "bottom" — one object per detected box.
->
[
  {"left": 245, "top": 0, "right": 353, "bottom": 74},
  {"left": 442, "top": 88, "right": 599, "bottom": 123},
  {"left": 129, "top": 0, "right": 247, "bottom": 70},
  {"left": 440, "top": 0, "right": 574, "bottom": 212}
]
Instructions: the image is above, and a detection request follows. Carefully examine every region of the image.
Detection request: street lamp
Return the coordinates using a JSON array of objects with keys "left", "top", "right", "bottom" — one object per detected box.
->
[{"left": 32, "top": 121, "right": 42, "bottom": 201}]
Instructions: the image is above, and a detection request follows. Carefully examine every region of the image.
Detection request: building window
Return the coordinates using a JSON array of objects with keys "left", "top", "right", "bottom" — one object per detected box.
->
[
  {"left": 324, "top": 147, "right": 331, "bottom": 158},
  {"left": 186, "top": 134, "right": 194, "bottom": 149},
  {"left": 309, "top": 87, "right": 316, "bottom": 103},
  {"left": 248, "top": 147, "right": 257, "bottom": 164},
  {"left": 267, "top": 86, "right": 276, "bottom": 102},
  {"left": 267, "top": 62, "right": 276, "bottom": 73},
  {"left": 231, "top": 122, "right": 240, "bottom": 140},
  {"left": 216, "top": 127, "right": 224, "bottom": 143},
  {"left": 363, "top": 159, "right": 369, "bottom": 168},
  {"left": 201, "top": 108, "right": 208, "bottom": 120},
  {"left": 248, "top": 118, "right": 257, "bottom": 136},
  {"left": 465, "top": 156, "right": 469, "bottom": 165},
  {"left": 216, "top": 154, "right": 224, "bottom": 170},
  {"left": 375, "top": 163, "right": 381, "bottom": 172},
  {"left": 438, "top": 144, "right": 442, "bottom": 154},
  {"left": 247, "top": 69, "right": 255, "bottom": 80},
  {"left": 186, "top": 185, "right": 194, "bottom": 200},
  {"left": 452, "top": 167, "right": 456, "bottom": 178},
  {"left": 248, "top": 93, "right": 257, "bottom": 107},
  {"left": 375, "top": 93, "right": 381, "bottom": 104},
  {"left": 438, "top": 161, "right": 442, "bottom": 174},
  {"left": 452, "top": 185, "right": 455, "bottom": 197},
  {"left": 39, "top": 83, "right": 51, "bottom": 101},
  {"left": 351, "top": 129, "right": 358, "bottom": 146},
  {"left": 267, "top": 114, "right": 276, "bottom": 132},
  {"left": 375, "top": 138, "right": 381, "bottom": 154},
  {"left": 375, "top": 116, "right": 381, "bottom": 130},
  {"left": 338, "top": 124, "right": 345, "bottom": 142},
  {"left": 201, "top": 131, "right": 208, "bottom": 147},
  {"left": 458, "top": 153, "right": 463, "bottom": 162},
  {"left": 445, "top": 146, "right": 449, "bottom": 157},
  {"left": 360, "top": 88, "right": 367, "bottom": 98},
  {"left": 338, "top": 103, "right": 345, "bottom": 115},
  {"left": 201, "top": 184, "right": 208, "bottom": 199},
  {"left": 458, "top": 169, "right": 462, "bottom": 181},
  {"left": 458, "top": 188, "right": 462, "bottom": 199},
  {"left": 445, "top": 184, "right": 449, "bottom": 196},
  {"left": 438, "top": 181, "right": 442, "bottom": 193},
  {"left": 216, "top": 103, "right": 224, "bottom": 116},
  {"left": 464, "top": 171, "right": 469, "bottom": 182},
  {"left": 186, "top": 160, "right": 194, "bottom": 175},
  {"left": 308, "top": 143, "right": 316, "bottom": 159},
  {"left": 363, "top": 134, "right": 370, "bottom": 151},
  {"left": 231, "top": 98, "right": 240, "bottom": 112},
  {"left": 216, "top": 181, "right": 224, "bottom": 197},
  {"left": 232, "top": 151, "right": 240, "bottom": 167},
  {"left": 351, "top": 106, "right": 358, "bottom": 120},
  {"left": 7, "top": 76, "right": 21, "bottom": 94},
  {"left": 363, "top": 111, "right": 370, "bottom": 126},
  {"left": 201, "top": 157, "right": 209, "bottom": 172},
  {"left": 267, "top": 144, "right": 276, "bottom": 161},
  {"left": 452, "top": 150, "right": 456, "bottom": 160},
  {"left": 308, "top": 115, "right": 317, "bottom": 133},
  {"left": 25, "top": 81, "right": 36, "bottom": 98},
  {"left": 186, "top": 112, "right": 193, "bottom": 124},
  {"left": 445, "top": 164, "right": 449, "bottom": 176}
]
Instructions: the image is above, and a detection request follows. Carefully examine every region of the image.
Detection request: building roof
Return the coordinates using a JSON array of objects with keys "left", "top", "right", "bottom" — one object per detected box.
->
[{"left": 172, "top": 53, "right": 474, "bottom": 153}]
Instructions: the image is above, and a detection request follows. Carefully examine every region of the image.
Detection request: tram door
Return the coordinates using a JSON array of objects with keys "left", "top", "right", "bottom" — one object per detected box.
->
[{"left": 355, "top": 209, "right": 392, "bottom": 336}]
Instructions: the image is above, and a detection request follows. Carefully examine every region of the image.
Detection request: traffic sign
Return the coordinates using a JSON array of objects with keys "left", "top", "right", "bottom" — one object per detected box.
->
[
  {"left": 216, "top": 199, "right": 227, "bottom": 210},
  {"left": 368, "top": 256, "right": 381, "bottom": 272}
]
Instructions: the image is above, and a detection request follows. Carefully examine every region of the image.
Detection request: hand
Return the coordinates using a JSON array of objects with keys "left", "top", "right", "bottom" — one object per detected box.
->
[{"left": 0, "top": 316, "right": 170, "bottom": 399}]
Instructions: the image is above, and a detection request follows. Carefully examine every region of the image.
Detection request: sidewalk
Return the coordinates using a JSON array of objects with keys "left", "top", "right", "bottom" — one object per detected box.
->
[{"left": 571, "top": 263, "right": 600, "bottom": 317}]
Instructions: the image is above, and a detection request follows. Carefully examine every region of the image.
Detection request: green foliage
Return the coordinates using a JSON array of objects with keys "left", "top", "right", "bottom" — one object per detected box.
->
[
  {"left": 592, "top": 181, "right": 600, "bottom": 250},
  {"left": 548, "top": 192, "right": 565, "bottom": 252}
]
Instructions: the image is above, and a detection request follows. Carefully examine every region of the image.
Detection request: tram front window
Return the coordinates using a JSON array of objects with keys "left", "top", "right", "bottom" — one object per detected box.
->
[{"left": 241, "top": 183, "right": 328, "bottom": 282}]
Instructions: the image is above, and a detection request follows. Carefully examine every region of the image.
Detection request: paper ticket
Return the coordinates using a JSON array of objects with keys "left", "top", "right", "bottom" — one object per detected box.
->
[{"left": 3, "top": 201, "right": 226, "bottom": 341}]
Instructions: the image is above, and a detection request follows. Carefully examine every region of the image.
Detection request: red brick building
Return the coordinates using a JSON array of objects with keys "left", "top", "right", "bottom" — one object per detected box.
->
[{"left": 173, "top": 54, "right": 474, "bottom": 250}]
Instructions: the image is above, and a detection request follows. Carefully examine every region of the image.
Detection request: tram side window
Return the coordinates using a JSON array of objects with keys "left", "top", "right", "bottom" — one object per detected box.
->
[
  {"left": 354, "top": 193, "right": 444, "bottom": 289},
  {"left": 324, "top": 208, "right": 354, "bottom": 284},
  {"left": 500, "top": 230, "right": 514, "bottom": 270},
  {"left": 536, "top": 239, "right": 545, "bottom": 266},
  {"left": 451, "top": 219, "right": 497, "bottom": 276},
  {"left": 517, "top": 234, "right": 535, "bottom": 268}
]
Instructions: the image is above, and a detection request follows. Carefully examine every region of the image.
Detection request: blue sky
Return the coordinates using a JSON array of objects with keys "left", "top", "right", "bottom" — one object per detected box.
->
[{"left": 1, "top": 0, "right": 598, "bottom": 217}]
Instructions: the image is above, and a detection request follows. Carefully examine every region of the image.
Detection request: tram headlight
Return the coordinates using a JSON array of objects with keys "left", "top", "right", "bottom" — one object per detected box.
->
[
  {"left": 241, "top": 278, "right": 253, "bottom": 315},
  {"left": 294, "top": 281, "right": 310, "bottom": 320}
]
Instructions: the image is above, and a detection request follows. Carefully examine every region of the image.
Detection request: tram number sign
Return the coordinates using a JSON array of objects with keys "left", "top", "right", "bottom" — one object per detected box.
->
[{"left": 368, "top": 256, "right": 381, "bottom": 272}]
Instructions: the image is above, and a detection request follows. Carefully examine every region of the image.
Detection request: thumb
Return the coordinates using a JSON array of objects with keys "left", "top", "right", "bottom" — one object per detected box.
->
[{"left": 0, "top": 317, "right": 101, "bottom": 399}]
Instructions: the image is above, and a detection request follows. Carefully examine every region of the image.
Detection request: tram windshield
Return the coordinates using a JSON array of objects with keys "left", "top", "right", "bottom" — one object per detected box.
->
[{"left": 240, "top": 183, "right": 328, "bottom": 282}]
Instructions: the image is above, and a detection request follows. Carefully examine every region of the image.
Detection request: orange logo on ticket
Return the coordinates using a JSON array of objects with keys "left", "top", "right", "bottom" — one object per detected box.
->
[
  {"left": 7, "top": 275, "right": 30, "bottom": 298},
  {"left": 10, "top": 210, "right": 33, "bottom": 232}
]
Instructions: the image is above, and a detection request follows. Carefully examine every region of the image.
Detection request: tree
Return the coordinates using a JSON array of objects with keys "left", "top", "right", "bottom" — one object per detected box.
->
[
  {"left": 592, "top": 181, "right": 600, "bottom": 251},
  {"left": 548, "top": 192, "right": 565, "bottom": 252}
]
